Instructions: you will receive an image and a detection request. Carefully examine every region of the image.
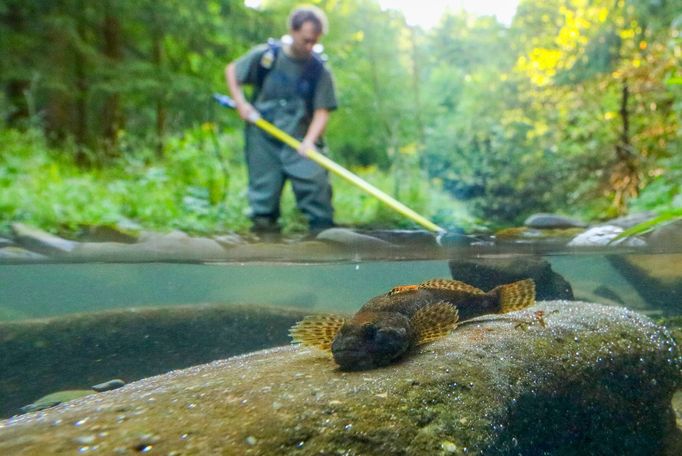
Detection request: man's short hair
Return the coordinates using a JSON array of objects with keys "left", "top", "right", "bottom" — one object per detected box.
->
[{"left": 288, "top": 6, "right": 328, "bottom": 35}]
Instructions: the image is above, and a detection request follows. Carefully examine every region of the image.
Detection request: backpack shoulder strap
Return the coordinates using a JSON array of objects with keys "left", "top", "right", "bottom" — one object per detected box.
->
[
  {"left": 298, "top": 52, "right": 325, "bottom": 112},
  {"left": 253, "top": 39, "right": 280, "bottom": 97}
]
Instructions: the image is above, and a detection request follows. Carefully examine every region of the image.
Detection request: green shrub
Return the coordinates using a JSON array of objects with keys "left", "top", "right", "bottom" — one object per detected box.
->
[{"left": 0, "top": 127, "right": 473, "bottom": 236}]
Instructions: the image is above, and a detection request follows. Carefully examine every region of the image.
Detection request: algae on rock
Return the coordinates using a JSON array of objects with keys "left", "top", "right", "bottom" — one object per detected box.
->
[{"left": 0, "top": 302, "right": 679, "bottom": 455}]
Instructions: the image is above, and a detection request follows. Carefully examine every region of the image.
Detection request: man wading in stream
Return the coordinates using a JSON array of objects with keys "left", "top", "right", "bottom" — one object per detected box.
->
[{"left": 225, "top": 5, "right": 338, "bottom": 237}]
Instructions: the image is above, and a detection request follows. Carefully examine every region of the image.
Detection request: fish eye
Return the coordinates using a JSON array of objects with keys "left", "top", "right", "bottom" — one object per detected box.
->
[
  {"left": 381, "top": 327, "right": 405, "bottom": 337},
  {"left": 376, "top": 327, "right": 402, "bottom": 342},
  {"left": 362, "top": 324, "right": 377, "bottom": 339}
]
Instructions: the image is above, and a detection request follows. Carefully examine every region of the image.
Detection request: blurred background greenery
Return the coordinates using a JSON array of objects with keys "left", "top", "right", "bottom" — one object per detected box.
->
[{"left": 0, "top": 0, "right": 679, "bottom": 235}]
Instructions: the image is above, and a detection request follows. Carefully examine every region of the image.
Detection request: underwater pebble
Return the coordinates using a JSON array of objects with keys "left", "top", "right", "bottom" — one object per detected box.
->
[
  {"left": 245, "top": 435, "right": 257, "bottom": 445},
  {"left": 74, "top": 435, "right": 96, "bottom": 445},
  {"left": 74, "top": 417, "right": 89, "bottom": 427},
  {"left": 91, "top": 379, "right": 125, "bottom": 392},
  {"left": 133, "top": 433, "right": 160, "bottom": 451},
  {"left": 441, "top": 440, "right": 458, "bottom": 453}
]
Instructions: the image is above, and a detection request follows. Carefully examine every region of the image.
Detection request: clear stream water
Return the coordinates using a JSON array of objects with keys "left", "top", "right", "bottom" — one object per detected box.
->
[
  {"left": 0, "top": 250, "right": 680, "bottom": 429},
  {"left": 0, "top": 254, "right": 669, "bottom": 319}
]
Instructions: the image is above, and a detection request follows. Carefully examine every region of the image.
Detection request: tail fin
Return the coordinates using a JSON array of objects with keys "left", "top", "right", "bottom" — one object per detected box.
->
[{"left": 493, "top": 279, "right": 536, "bottom": 313}]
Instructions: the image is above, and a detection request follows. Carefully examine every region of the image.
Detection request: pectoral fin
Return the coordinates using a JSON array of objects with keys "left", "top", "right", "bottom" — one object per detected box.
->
[
  {"left": 410, "top": 301, "right": 460, "bottom": 346},
  {"left": 289, "top": 314, "right": 347, "bottom": 352}
]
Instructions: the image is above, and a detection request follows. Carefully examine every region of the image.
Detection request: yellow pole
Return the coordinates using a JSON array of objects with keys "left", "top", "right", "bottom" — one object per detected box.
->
[{"left": 252, "top": 117, "right": 445, "bottom": 234}]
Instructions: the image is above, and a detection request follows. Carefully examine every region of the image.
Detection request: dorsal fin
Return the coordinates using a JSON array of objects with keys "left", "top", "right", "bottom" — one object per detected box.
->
[
  {"left": 492, "top": 279, "right": 536, "bottom": 313},
  {"left": 418, "top": 279, "right": 485, "bottom": 295},
  {"left": 410, "top": 301, "right": 459, "bottom": 346},
  {"left": 289, "top": 315, "right": 347, "bottom": 352},
  {"left": 388, "top": 285, "right": 420, "bottom": 296}
]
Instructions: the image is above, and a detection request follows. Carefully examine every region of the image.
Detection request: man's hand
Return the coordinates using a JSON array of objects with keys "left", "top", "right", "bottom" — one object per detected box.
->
[
  {"left": 298, "top": 138, "right": 317, "bottom": 157},
  {"left": 225, "top": 63, "right": 259, "bottom": 122},
  {"left": 236, "top": 101, "right": 257, "bottom": 122},
  {"left": 297, "top": 109, "right": 329, "bottom": 157}
]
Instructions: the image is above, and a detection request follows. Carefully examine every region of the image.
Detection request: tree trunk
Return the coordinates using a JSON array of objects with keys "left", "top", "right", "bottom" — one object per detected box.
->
[
  {"left": 3, "top": 3, "right": 29, "bottom": 125},
  {"left": 73, "top": 0, "right": 89, "bottom": 165},
  {"left": 101, "top": 0, "right": 123, "bottom": 156},
  {"left": 610, "top": 80, "right": 640, "bottom": 212},
  {"left": 152, "top": 30, "right": 165, "bottom": 158},
  {"left": 409, "top": 26, "right": 425, "bottom": 146}
]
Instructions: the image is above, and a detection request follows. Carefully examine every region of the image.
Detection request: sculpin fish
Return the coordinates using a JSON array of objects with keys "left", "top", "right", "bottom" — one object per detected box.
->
[{"left": 289, "top": 278, "right": 535, "bottom": 371}]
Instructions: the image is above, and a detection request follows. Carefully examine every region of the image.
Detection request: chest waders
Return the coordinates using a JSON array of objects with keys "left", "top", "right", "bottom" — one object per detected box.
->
[
  {"left": 214, "top": 94, "right": 445, "bottom": 235},
  {"left": 246, "top": 43, "right": 334, "bottom": 233}
]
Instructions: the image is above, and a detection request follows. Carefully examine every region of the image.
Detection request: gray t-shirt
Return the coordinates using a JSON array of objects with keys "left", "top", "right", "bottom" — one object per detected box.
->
[{"left": 235, "top": 43, "right": 337, "bottom": 139}]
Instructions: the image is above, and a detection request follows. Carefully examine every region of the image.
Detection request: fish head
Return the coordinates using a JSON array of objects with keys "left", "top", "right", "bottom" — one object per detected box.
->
[{"left": 331, "top": 311, "right": 413, "bottom": 371}]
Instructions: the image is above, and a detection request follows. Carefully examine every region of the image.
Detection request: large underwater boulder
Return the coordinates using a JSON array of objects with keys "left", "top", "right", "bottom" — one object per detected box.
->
[
  {"left": 607, "top": 254, "right": 682, "bottom": 314},
  {"left": 1, "top": 302, "right": 679, "bottom": 455},
  {"left": 448, "top": 256, "right": 574, "bottom": 301}
]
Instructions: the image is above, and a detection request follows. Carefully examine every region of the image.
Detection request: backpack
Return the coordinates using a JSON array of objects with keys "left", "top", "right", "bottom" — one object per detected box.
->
[{"left": 253, "top": 38, "right": 326, "bottom": 114}]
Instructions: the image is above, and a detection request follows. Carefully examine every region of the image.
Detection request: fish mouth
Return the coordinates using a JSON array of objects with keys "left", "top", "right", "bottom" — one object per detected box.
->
[
  {"left": 332, "top": 348, "right": 377, "bottom": 371},
  {"left": 332, "top": 348, "right": 400, "bottom": 371}
]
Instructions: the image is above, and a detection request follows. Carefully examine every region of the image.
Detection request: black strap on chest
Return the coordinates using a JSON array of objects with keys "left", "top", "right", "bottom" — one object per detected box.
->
[{"left": 253, "top": 39, "right": 325, "bottom": 113}]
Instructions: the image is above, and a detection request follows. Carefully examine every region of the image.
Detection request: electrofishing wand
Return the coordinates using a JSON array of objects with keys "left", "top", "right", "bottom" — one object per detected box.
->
[{"left": 213, "top": 93, "right": 445, "bottom": 234}]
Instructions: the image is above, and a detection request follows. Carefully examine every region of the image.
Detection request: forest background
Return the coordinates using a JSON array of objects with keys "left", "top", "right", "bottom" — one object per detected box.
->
[{"left": 0, "top": 0, "right": 680, "bottom": 236}]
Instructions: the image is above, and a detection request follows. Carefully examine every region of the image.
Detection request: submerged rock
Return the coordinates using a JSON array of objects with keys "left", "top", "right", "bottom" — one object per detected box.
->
[
  {"left": 647, "top": 219, "right": 682, "bottom": 252},
  {"left": 448, "top": 256, "right": 574, "bottom": 301},
  {"left": 0, "top": 246, "right": 47, "bottom": 261},
  {"left": 607, "top": 254, "right": 682, "bottom": 314},
  {"left": 20, "top": 380, "right": 127, "bottom": 414},
  {"left": 606, "top": 212, "right": 658, "bottom": 229},
  {"left": 11, "top": 223, "right": 78, "bottom": 255},
  {"left": 1, "top": 302, "right": 679, "bottom": 455},
  {"left": 74, "top": 224, "right": 139, "bottom": 243},
  {"left": 568, "top": 225, "right": 646, "bottom": 247},
  {"left": 91, "top": 379, "right": 126, "bottom": 393},
  {"left": 524, "top": 213, "right": 587, "bottom": 229},
  {"left": 494, "top": 226, "right": 584, "bottom": 246},
  {"left": 19, "top": 390, "right": 95, "bottom": 414},
  {"left": 357, "top": 229, "right": 440, "bottom": 248},
  {"left": 0, "top": 304, "right": 310, "bottom": 418},
  {"left": 212, "top": 233, "right": 247, "bottom": 248},
  {"left": 316, "top": 228, "right": 396, "bottom": 249}
]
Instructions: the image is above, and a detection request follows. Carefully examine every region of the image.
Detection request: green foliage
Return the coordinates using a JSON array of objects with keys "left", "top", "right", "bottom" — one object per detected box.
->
[
  {"left": 0, "top": 127, "right": 250, "bottom": 234},
  {"left": 611, "top": 208, "right": 682, "bottom": 242},
  {"left": 629, "top": 155, "right": 682, "bottom": 212},
  {"left": 1, "top": 0, "right": 680, "bottom": 233},
  {"left": 0, "top": 127, "right": 471, "bottom": 235}
]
